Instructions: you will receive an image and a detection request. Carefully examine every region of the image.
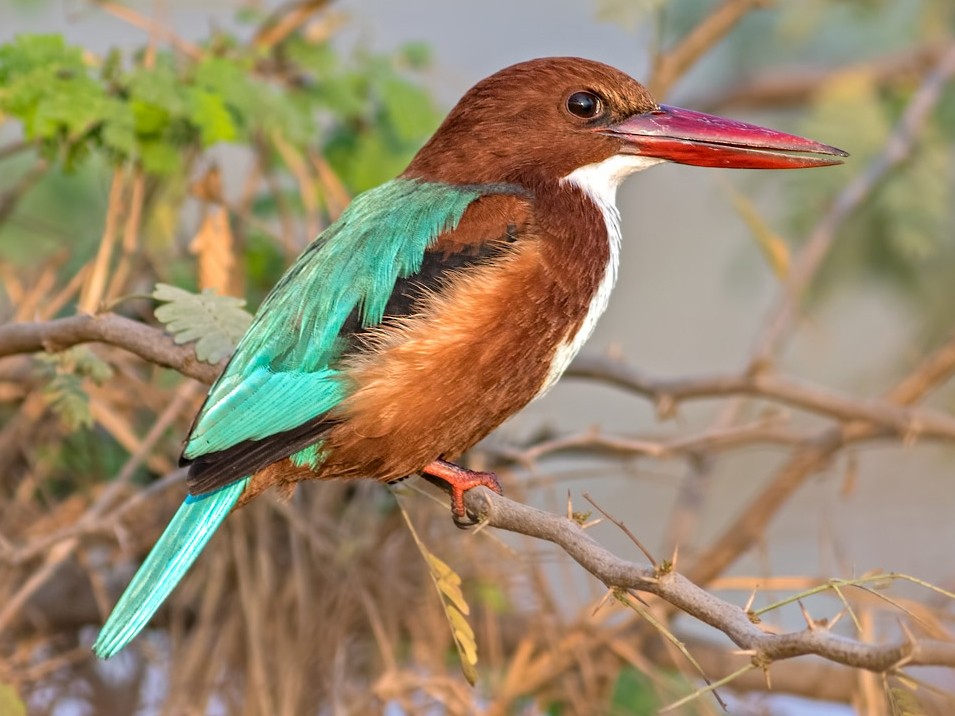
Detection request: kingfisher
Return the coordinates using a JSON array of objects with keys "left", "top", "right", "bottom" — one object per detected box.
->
[{"left": 93, "top": 57, "right": 846, "bottom": 657}]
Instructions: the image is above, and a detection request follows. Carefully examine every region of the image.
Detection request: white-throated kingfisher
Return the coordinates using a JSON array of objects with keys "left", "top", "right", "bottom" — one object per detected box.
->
[{"left": 93, "top": 57, "right": 846, "bottom": 657}]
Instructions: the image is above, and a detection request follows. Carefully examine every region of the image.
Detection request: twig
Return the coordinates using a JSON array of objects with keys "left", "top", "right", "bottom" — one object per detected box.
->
[
  {"left": 649, "top": 0, "right": 771, "bottom": 98},
  {"left": 78, "top": 167, "right": 126, "bottom": 314},
  {"left": 94, "top": 2, "right": 203, "bottom": 59},
  {"left": 0, "top": 158, "right": 49, "bottom": 230},
  {"left": 568, "top": 355, "right": 955, "bottom": 441},
  {"left": 583, "top": 493, "right": 656, "bottom": 566},
  {"left": 253, "top": 0, "right": 331, "bottom": 49},
  {"left": 683, "top": 327, "right": 955, "bottom": 588}
]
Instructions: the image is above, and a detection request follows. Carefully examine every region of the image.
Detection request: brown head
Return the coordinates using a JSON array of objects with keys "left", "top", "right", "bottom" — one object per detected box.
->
[{"left": 403, "top": 57, "right": 847, "bottom": 190}]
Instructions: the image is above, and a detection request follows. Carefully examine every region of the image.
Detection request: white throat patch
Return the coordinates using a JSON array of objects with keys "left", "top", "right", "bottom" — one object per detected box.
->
[{"left": 536, "top": 154, "right": 664, "bottom": 398}]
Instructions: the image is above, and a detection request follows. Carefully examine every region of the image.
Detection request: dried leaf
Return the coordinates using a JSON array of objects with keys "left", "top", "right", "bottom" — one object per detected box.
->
[
  {"left": 396, "top": 499, "right": 479, "bottom": 684},
  {"left": 726, "top": 185, "right": 790, "bottom": 279},
  {"left": 888, "top": 684, "right": 926, "bottom": 716},
  {"left": 191, "top": 207, "right": 238, "bottom": 296},
  {"left": 422, "top": 547, "right": 478, "bottom": 680},
  {"left": 426, "top": 552, "right": 470, "bottom": 616},
  {"left": 153, "top": 283, "right": 253, "bottom": 364},
  {"left": 0, "top": 684, "right": 26, "bottom": 716}
]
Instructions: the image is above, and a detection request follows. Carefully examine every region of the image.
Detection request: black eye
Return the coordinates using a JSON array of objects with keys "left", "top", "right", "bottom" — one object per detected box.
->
[{"left": 566, "top": 91, "right": 602, "bottom": 119}]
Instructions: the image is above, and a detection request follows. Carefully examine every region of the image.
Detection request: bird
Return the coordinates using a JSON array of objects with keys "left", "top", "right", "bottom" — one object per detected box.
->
[{"left": 93, "top": 57, "right": 846, "bottom": 658}]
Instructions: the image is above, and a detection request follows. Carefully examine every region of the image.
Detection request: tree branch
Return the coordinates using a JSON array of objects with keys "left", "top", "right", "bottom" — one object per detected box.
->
[
  {"left": 693, "top": 42, "right": 952, "bottom": 112},
  {"left": 649, "top": 0, "right": 771, "bottom": 98},
  {"left": 462, "top": 488, "right": 955, "bottom": 673},
  {"left": 568, "top": 355, "right": 955, "bottom": 441},
  {"left": 0, "top": 313, "right": 221, "bottom": 384}
]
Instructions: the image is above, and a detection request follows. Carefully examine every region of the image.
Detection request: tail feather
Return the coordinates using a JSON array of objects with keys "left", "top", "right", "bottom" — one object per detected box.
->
[{"left": 93, "top": 477, "right": 250, "bottom": 659}]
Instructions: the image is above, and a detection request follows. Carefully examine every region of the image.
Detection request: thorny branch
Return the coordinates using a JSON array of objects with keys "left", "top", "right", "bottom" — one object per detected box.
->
[
  {"left": 462, "top": 488, "right": 955, "bottom": 673},
  {"left": 660, "top": 40, "right": 955, "bottom": 590}
]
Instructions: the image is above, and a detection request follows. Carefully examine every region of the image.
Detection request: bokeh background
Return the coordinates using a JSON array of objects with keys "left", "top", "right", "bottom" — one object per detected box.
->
[{"left": 1, "top": 1, "right": 954, "bottom": 714}]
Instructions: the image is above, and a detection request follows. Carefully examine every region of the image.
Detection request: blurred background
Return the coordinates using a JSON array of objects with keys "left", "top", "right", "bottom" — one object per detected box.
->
[{"left": 1, "top": 1, "right": 954, "bottom": 714}]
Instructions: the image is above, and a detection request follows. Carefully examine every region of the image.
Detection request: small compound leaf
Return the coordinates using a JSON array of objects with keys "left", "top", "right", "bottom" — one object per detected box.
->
[
  {"left": 427, "top": 553, "right": 469, "bottom": 615},
  {"left": 888, "top": 684, "right": 926, "bottom": 716},
  {"left": 153, "top": 283, "right": 252, "bottom": 364},
  {"left": 396, "top": 499, "right": 479, "bottom": 685},
  {"left": 36, "top": 347, "right": 113, "bottom": 431}
]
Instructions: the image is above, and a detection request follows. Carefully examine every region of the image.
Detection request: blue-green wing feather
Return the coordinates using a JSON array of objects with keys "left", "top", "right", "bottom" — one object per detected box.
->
[
  {"left": 183, "top": 179, "right": 482, "bottom": 462},
  {"left": 94, "top": 180, "right": 483, "bottom": 658},
  {"left": 93, "top": 477, "right": 249, "bottom": 658}
]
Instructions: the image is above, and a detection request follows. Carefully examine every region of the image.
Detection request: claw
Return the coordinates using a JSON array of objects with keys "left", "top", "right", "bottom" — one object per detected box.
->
[{"left": 421, "top": 459, "right": 503, "bottom": 526}]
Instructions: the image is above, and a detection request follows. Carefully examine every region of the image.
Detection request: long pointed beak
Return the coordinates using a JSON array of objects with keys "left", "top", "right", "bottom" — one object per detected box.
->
[{"left": 601, "top": 104, "right": 848, "bottom": 169}]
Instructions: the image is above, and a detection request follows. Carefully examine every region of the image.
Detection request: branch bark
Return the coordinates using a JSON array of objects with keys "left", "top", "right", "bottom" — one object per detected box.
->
[{"left": 0, "top": 313, "right": 221, "bottom": 384}]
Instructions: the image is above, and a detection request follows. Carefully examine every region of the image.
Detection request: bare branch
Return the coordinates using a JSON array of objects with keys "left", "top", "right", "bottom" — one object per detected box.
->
[
  {"left": 684, "top": 327, "right": 955, "bottom": 588},
  {"left": 568, "top": 355, "right": 955, "bottom": 440},
  {"left": 0, "top": 313, "right": 221, "bottom": 384}
]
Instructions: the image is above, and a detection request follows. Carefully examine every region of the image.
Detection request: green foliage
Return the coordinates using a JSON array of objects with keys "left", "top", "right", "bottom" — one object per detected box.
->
[
  {"left": 595, "top": 0, "right": 669, "bottom": 29},
  {"left": 153, "top": 283, "right": 253, "bottom": 364},
  {"left": 319, "top": 53, "right": 443, "bottom": 191},
  {"left": 0, "top": 31, "right": 439, "bottom": 184},
  {"left": 607, "top": 668, "right": 662, "bottom": 714},
  {"left": 35, "top": 346, "right": 113, "bottom": 431}
]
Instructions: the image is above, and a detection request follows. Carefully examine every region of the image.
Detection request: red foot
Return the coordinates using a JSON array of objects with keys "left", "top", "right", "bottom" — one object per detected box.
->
[{"left": 421, "top": 459, "right": 503, "bottom": 525}]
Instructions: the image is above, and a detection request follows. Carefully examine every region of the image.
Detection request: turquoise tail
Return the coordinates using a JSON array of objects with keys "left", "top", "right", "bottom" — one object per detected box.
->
[{"left": 93, "top": 477, "right": 250, "bottom": 658}]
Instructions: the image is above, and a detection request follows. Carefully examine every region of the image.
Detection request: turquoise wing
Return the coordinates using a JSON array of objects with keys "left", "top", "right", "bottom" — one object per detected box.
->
[
  {"left": 182, "top": 178, "right": 483, "bottom": 492},
  {"left": 94, "top": 179, "right": 486, "bottom": 658},
  {"left": 92, "top": 477, "right": 250, "bottom": 658}
]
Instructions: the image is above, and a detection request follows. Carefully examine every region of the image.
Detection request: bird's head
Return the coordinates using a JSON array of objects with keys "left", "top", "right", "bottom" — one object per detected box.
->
[{"left": 404, "top": 57, "right": 847, "bottom": 190}]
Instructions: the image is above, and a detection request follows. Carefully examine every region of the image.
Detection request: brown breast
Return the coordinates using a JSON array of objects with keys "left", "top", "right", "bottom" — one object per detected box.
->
[{"left": 312, "top": 182, "right": 611, "bottom": 483}]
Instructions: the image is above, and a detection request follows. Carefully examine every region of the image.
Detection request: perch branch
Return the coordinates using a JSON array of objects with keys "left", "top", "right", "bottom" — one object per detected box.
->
[{"left": 462, "top": 488, "right": 955, "bottom": 673}]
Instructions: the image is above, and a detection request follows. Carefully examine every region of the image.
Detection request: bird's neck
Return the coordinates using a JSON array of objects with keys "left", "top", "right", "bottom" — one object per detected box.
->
[{"left": 526, "top": 154, "right": 664, "bottom": 396}]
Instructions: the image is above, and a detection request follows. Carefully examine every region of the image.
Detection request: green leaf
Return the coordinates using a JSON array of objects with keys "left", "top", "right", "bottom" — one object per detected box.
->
[
  {"left": 153, "top": 283, "right": 253, "bottom": 364},
  {"left": 379, "top": 76, "right": 438, "bottom": 143},
  {"left": 189, "top": 89, "right": 239, "bottom": 145},
  {"left": 45, "top": 373, "right": 93, "bottom": 431},
  {"left": 595, "top": 0, "right": 668, "bottom": 29},
  {"left": 609, "top": 667, "right": 661, "bottom": 714},
  {"left": 35, "top": 347, "right": 111, "bottom": 431},
  {"left": 399, "top": 42, "right": 432, "bottom": 70},
  {"left": 139, "top": 139, "right": 183, "bottom": 176},
  {"left": 0, "top": 34, "right": 85, "bottom": 82}
]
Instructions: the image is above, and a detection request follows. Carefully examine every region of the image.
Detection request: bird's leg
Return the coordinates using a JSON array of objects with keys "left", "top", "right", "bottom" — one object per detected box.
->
[{"left": 420, "top": 459, "right": 503, "bottom": 527}]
